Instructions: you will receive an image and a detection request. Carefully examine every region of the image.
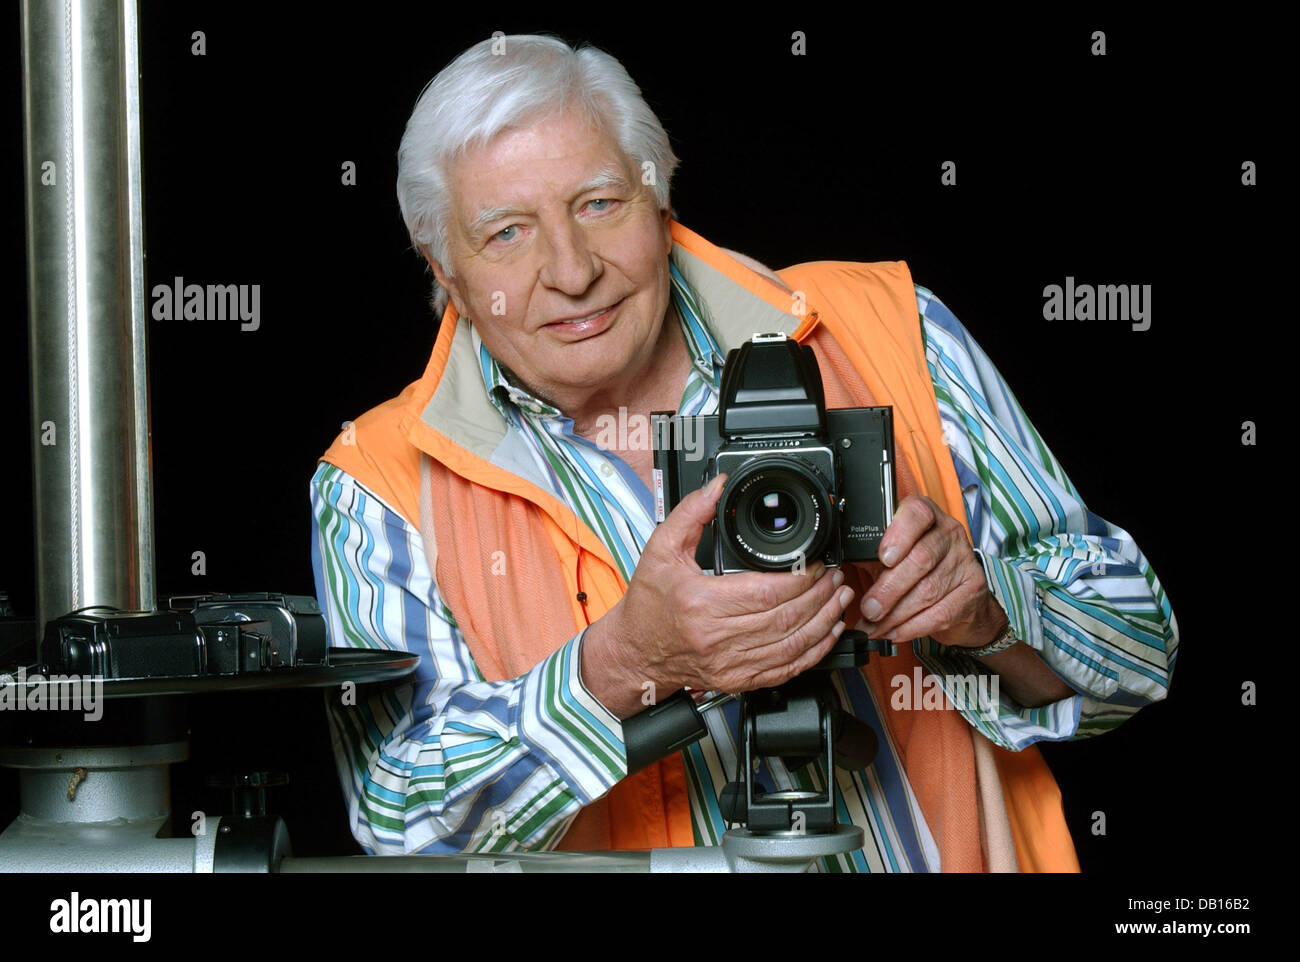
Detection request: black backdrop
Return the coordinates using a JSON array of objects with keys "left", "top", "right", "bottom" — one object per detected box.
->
[{"left": 1, "top": 4, "right": 1279, "bottom": 879}]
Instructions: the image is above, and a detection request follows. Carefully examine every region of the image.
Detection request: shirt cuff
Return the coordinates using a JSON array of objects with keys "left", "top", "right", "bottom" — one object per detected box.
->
[
  {"left": 913, "top": 637, "right": 1083, "bottom": 751},
  {"left": 517, "top": 629, "right": 628, "bottom": 804},
  {"left": 975, "top": 547, "right": 1136, "bottom": 703},
  {"left": 974, "top": 548, "right": 1046, "bottom": 653},
  {"left": 907, "top": 549, "right": 1081, "bottom": 750}
]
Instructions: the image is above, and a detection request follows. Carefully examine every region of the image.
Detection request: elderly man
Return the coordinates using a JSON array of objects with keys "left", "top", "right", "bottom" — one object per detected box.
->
[{"left": 310, "top": 34, "right": 1177, "bottom": 871}]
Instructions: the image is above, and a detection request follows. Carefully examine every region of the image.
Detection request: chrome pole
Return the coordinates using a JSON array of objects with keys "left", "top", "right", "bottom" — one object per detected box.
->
[{"left": 22, "top": 0, "right": 153, "bottom": 635}]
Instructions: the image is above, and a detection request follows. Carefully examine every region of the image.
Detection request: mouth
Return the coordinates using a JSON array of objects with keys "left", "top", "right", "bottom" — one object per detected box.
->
[{"left": 541, "top": 299, "right": 624, "bottom": 339}]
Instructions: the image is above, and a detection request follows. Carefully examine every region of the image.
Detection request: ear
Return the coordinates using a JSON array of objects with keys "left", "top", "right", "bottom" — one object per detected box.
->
[
  {"left": 426, "top": 252, "right": 466, "bottom": 316},
  {"left": 661, "top": 202, "right": 673, "bottom": 255}
]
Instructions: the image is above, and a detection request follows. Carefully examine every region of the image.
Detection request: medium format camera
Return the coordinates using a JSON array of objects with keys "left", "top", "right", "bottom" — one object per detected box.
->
[{"left": 653, "top": 333, "right": 897, "bottom": 575}]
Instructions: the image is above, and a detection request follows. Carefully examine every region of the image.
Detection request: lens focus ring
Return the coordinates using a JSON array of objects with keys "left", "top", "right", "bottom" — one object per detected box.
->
[{"left": 720, "top": 457, "right": 833, "bottom": 571}]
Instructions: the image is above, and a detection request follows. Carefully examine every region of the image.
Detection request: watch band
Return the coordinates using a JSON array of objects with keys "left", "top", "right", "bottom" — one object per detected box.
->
[{"left": 959, "top": 619, "right": 1019, "bottom": 657}]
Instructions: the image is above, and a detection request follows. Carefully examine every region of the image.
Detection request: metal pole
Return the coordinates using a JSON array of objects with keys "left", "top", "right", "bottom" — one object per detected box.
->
[
  {"left": 21, "top": 0, "right": 154, "bottom": 635},
  {"left": 279, "top": 853, "right": 655, "bottom": 873}
]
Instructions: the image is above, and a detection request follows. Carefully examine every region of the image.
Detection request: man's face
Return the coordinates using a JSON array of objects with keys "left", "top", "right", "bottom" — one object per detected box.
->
[{"left": 430, "top": 108, "right": 674, "bottom": 410}]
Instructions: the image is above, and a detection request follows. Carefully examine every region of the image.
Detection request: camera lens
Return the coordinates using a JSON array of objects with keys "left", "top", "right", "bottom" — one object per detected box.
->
[
  {"left": 752, "top": 491, "right": 799, "bottom": 538},
  {"left": 721, "top": 458, "right": 832, "bottom": 571}
]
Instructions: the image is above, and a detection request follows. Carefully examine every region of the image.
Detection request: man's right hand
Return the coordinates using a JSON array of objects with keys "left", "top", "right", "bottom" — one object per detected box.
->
[{"left": 580, "top": 473, "right": 856, "bottom": 718}]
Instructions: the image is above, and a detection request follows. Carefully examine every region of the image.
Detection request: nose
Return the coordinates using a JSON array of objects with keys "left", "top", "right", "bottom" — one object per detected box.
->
[{"left": 537, "top": 218, "right": 601, "bottom": 296}]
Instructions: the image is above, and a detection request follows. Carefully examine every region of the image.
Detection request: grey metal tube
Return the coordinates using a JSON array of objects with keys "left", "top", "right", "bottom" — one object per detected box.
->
[
  {"left": 22, "top": 0, "right": 154, "bottom": 635},
  {"left": 0, "top": 817, "right": 198, "bottom": 873},
  {"left": 280, "top": 853, "right": 653, "bottom": 873}
]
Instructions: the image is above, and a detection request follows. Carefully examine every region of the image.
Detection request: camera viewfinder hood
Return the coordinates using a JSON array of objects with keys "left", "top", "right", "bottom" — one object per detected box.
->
[{"left": 718, "top": 336, "right": 827, "bottom": 438}]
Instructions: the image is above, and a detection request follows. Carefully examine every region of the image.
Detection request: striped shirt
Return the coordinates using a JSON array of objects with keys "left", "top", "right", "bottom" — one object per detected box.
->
[{"left": 310, "top": 264, "right": 1178, "bottom": 869}]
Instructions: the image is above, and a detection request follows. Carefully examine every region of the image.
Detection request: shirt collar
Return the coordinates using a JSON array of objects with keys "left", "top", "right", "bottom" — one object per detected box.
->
[{"left": 472, "top": 261, "right": 725, "bottom": 421}]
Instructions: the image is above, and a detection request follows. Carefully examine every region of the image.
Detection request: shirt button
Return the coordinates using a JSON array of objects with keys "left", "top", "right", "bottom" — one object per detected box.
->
[{"left": 600, "top": 462, "right": 614, "bottom": 477}]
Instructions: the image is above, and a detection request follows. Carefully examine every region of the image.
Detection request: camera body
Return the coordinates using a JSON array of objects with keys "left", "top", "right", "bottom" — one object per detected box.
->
[
  {"left": 37, "top": 593, "right": 327, "bottom": 679},
  {"left": 653, "top": 333, "right": 896, "bottom": 574}
]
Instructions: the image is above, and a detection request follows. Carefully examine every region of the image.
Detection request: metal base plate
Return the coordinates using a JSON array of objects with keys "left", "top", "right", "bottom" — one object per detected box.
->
[{"left": 723, "top": 824, "right": 865, "bottom": 863}]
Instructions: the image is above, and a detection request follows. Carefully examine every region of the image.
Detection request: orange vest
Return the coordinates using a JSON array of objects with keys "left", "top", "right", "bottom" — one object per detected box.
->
[{"left": 322, "top": 221, "right": 1080, "bottom": 872}]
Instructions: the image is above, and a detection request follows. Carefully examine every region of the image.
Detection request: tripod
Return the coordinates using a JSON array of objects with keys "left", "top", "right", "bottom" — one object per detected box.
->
[
  {"left": 718, "top": 629, "right": 895, "bottom": 836},
  {"left": 624, "top": 629, "right": 896, "bottom": 864}
]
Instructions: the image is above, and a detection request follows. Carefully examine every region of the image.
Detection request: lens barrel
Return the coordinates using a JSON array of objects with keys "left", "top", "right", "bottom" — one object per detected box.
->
[{"left": 721, "top": 458, "right": 832, "bottom": 570}]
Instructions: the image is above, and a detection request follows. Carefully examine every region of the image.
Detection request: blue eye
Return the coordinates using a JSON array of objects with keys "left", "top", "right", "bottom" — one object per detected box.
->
[
  {"left": 588, "top": 199, "right": 612, "bottom": 211},
  {"left": 495, "top": 225, "right": 518, "bottom": 242}
]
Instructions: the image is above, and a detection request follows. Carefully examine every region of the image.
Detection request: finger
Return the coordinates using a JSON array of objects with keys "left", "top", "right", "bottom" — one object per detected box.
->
[
  {"left": 715, "top": 561, "right": 831, "bottom": 616},
  {"left": 876, "top": 496, "right": 939, "bottom": 568},
  {"left": 787, "top": 623, "right": 849, "bottom": 677},
  {"left": 745, "top": 578, "right": 855, "bottom": 663},
  {"left": 730, "top": 567, "right": 844, "bottom": 645},
  {"left": 860, "top": 524, "right": 950, "bottom": 625},
  {"left": 704, "top": 565, "right": 836, "bottom": 636},
  {"left": 749, "top": 623, "right": 846, "bottom": 689},
  {"left": 868, "top": 573, "right": 990, "bottom": 646},
  {"left": 657, "top": 473, "right": 727, "bottom": 558}
]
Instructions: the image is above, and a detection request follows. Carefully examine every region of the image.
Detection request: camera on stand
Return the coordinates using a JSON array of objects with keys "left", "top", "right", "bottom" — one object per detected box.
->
[{"left": 642, "top": 333, "right": 898, "bottom": 852}]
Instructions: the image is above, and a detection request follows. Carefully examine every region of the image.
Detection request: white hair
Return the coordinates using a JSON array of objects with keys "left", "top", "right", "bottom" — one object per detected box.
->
[{"left": 396, "top": 34, "right": 679, "bottom": 318}]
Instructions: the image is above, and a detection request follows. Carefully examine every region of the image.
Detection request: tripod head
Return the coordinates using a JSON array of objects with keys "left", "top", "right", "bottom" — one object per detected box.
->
[
  {"left": 718, "top": 629, "right": 895, "bottom": 835},
  {"left": 621, "top": 628, "right": 896, "bottom": 849}
]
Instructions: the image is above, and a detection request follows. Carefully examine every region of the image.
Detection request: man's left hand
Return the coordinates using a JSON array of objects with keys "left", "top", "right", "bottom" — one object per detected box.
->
[{"left": 857, "top": 495, "right": 1008, "bottom": 649}]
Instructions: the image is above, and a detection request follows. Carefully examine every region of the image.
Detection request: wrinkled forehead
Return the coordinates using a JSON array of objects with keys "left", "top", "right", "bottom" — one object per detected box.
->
[{"left": 445, "top": 109, "right": 641, "bottom": 232}]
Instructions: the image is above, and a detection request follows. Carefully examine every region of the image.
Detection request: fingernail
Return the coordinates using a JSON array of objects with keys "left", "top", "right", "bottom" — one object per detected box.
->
[
  {"left": 880, "top": 546, "right": 899, "bottom": 567},
  {"left": 832, "top": 622, "right": 845, "bottom": 638},
  {"left": 863, "top": 598, "right": 883, "bottom": 621},
  {"left": 832, "top": 569, "right": 844, "bottom": 588},
  {"left": 837, "top": 586, "right": 854, "bottom": 608}
]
